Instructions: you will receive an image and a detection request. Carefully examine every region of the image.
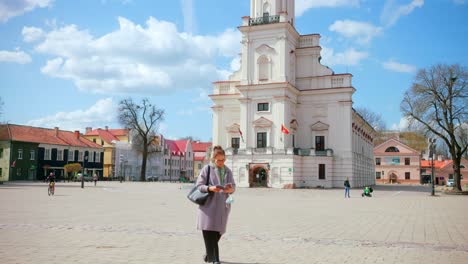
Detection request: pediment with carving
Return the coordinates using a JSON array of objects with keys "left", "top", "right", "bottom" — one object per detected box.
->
[
  {"left": 310, "top": 121, "right": 329, "bottom": 131},
  {"left": 255, "top": 44, "right": 276, "bottom": 55},
  {"left": 226, "top": 123, "right": 241, "bottom": 134},
  {"left": 252, "top": 117, "right": 273, "bottom": 128}
]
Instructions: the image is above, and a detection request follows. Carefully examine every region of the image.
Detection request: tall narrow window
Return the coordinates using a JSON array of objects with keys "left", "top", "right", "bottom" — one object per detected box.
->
[
  {"left": 0, "top": 148, "right": 3, "bottom": 158},
  {"left": 258, "top": 56, "right": 269, "bottom": 81},
  {"left": 68, "top": 150, "right": 74, "bottom": 161},
  {"left": 405, "top": 172, "right": 410, "bottom": 180},
  {"left": 257, "top": 132, "right": 267, "bottom": 148},
  {"left": 18, "top": 149, "right": 23, "bottom": 160},
  {"left": 318, "top": 164, "right": 326, "bottom": 180},
  {"left": 375, "top": 158, "right": 381, "bottom": 165},
  {"left": 57, "top": 150, "right": 63, "bottom": 161},
  {"left": 405, "top": 158, "right": 410, "bottom": 165},
  {"left": 30, "top": 150, "right": 35, "bottom": 160},
  {"left": 44, "top": 149, "right": 51, "bottom": 160},
  {"left": 376, "top": 172, "right": 381, "bottom": 179},
  {"left": 231, "top": 137, "right": 240, "bottom": 149},
  {"left": 315, "top": 136, "right": 325, "bottom": 151}
]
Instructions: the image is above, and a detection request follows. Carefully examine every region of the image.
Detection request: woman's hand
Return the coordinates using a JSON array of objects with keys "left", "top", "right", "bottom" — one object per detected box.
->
[
  {"left": 208, "top": 186, "right": 222, "bottom": 192},
  {"left": 224, "top": 185, "right": 234, "bottom": 194}
]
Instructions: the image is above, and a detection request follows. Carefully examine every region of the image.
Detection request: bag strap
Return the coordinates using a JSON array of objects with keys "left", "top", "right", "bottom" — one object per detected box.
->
[{"left": 206, "top": 165, "right": 211, "bottom": 186}]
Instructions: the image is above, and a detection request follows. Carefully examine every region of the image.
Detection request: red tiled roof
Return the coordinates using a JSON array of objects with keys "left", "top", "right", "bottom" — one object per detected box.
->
[
  {"left": 192, "top": 142, "right": 211, "bottom": 152},
  {"left": 84, "top": 128, "right": 129, "bottom": 144},
  {"left": 420, "top": 160, "right": 453, "bottom": 169},
  {"left": 165, "top": 139, "right": 182, "bottom": 156},
  {"left": 174, "top": 140, "right": 189, "bottom": 153},
  {"left": 0, "top": 124, "right": 102, "bottom": 149}
]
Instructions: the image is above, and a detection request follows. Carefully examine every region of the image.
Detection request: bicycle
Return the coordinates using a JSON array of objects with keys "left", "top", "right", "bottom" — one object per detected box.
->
[{"left": 48, "top": 181, "right": 55, "bottom": 196}]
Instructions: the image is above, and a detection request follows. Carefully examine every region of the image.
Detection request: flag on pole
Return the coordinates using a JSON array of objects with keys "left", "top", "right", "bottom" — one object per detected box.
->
[
  {"left": 238, "top": 128, "right": 245, "bottom": 142},
  {"left": 281, "top": 124, "right": 290, "bottom": 134}
]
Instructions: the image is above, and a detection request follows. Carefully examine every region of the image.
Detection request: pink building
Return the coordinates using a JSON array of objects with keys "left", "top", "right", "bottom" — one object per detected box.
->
[{"left": 374, "top": 138, "right": 421, "bottom": 184}]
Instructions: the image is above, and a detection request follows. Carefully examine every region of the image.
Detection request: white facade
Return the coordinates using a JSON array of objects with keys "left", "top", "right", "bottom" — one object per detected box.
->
[
  {"left": 211, "top": 0, "right": 375, "bottom": 188},
  {"left": 114, "top": 142, "right": 163, "bottom": 181}
]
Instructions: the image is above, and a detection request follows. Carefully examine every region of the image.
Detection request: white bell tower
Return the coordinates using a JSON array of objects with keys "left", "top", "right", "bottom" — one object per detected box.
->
[{"left": 250, "top": 0, "right": 295, "bottom": 26}]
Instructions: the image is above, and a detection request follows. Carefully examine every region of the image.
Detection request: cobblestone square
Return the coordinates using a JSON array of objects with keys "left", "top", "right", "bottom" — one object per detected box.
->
[{"left": 1, "top": 182, "right": 467, "bottom": 264}]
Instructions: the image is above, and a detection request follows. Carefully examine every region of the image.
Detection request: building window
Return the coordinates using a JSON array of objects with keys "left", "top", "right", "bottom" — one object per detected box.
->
[
  {"left": 101, "top": 140, "right": 104, "bottom": 146},
  {"left": 257, "top": 132, "right": 267, "bottom": 148},
  {"left": 18, "top": 149, "right": 23, "bottom": 160},
  {"left": 0, "top": 148, "right": 3, "bottom": 158},
  {"left": 0, "top": 168, "right": 2, "bottom": 176},
  {"left": 315, "top": 136, "right": 325, "bottom": 151},
  {"left": 449, "top": 174, "right": 453, "bottom": 179},
  {"left": 385, "top": 146, "right": 400, "bottom": 152},
  {"left": 231, "top": 137, "right": 240, "bottom": 149},
  {"left": 318, "top": 164, "right": 326, "bottom": 180},
  {"left": 93, "top": 138, "right": 96, "bottom": 143},
  {"left": 375, "top": 158, "right": 381, "bottom": 165},
  {"left": 421, "top": 169, "right": 426, "bottom": 174},
  {"left": 257, "top": 103, "right": 269, "bottom": 112},
  {"left": 68, "top": 150, "right": 74, "bottom": 161},
  {"left": 405, "top": 172, "right": 410, "bottom": 180},
  {"left": 78, "top": 151, "right": 83, "bottom": 161},
  {"left": 258, "top": 56, "right": 269, "bottom": 81},
  {"left": 57, "top": 150, "right": 63, "bottom": 161},
  {"left": 95, "top": 152, "right": 101, "bottom": 163},
  {"left": 405, "top": 158, "right": 410, "bottom": 165},
  {"left": 376, "top": 172, "right": 381, "bottom": 179},
  {"left": 16, "top": 168, "right": 22, "bottom": 176},
  {"left": 30, "top": 150, "right": 35, "bottom": 160},
  {"left": 198, "top": 163, "right": 202, "bottom": 169},
  {"left": 45, "top": 149, "right": 51, "bottom": 160}
]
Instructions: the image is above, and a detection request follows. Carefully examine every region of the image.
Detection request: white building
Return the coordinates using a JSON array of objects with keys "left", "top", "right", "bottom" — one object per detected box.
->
[
  {"left": 114, "top": 141, "right": 163, "bottom": 181},
  {"left": 210, "top": 0, "right": 375, "bottom": 188}
]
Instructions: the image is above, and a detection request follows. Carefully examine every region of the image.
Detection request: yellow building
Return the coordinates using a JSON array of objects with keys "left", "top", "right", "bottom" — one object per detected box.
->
[
  {"left": 192, "top": 141, "right": 211, "bottom": 179},
  {"left": 84, "top": 126, "right": 130, "bottom": 178}
]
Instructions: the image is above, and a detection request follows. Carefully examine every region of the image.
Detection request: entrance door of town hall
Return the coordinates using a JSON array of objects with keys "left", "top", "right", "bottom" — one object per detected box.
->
[{"left": 249, "top": 165, "right": 269, "bottom": 187}]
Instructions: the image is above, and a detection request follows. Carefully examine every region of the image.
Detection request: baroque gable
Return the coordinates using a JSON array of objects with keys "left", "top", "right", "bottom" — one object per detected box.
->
[
  {"left": 374, "top": 138, "right": 420, "bottom": 155},
  {"left": 255, "top": 44, "right": 276, "bottom": 55},
  {"left": 310, "top": 121, "right": 329, "bottom": 131},
  {"left": 252, "top": 117, "right": 273, "bottom": 128},
  {"left": 226, "top": 123, "right": 241, "bottom": 134}
]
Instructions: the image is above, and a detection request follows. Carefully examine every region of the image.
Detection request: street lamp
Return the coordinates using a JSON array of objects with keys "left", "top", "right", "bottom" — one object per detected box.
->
[
  {"left": 81, "top": 152, "right": 88, "bottom": 189},
  {"left": 429, "top": 138, "right": 437, "bottom": 196},
  {"left": 119, "top": 154, "right": 124, "bottom": 183}
]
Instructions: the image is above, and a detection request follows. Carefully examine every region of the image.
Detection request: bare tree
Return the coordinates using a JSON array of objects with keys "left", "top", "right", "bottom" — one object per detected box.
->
[
  {"left": 118, "top": 98, "right": 164, "bottom": 181},
  {"left": 354, "top": 106, "right": 387, "bottom": 133},
  {"left": 401, "top": 64, "right": 467, "bottom": 191}
]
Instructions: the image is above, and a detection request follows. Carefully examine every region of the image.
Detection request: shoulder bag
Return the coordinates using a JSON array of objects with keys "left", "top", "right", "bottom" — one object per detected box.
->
[{"left": 187, "top": 165, "right": 211, "bottom": 205}]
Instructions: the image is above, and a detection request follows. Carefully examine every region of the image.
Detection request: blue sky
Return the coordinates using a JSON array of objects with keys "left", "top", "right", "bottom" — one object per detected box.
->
[{"left": 0, "top": 0, "right": 467, "bottom": 141}]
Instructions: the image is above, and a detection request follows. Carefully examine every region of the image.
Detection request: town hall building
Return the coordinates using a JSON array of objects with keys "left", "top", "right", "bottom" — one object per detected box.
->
[{"left": 210, "top": 0, "right": 375, "bottom": 188}]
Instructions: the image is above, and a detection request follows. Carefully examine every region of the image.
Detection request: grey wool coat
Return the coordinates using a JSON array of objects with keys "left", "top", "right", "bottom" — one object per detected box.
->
[{"left": 196, "top": 164, "right": 236, "bottom": 234}]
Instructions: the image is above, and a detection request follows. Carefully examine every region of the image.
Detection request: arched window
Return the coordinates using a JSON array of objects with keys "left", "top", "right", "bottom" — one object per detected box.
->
[
  {"left": 258, "top": 55, "right": 269, "bottom": 81},
  {"left": 263, "top": 2, "right": 270, "bottom": 16},
  {"left": 385, "top": 146, "right": 400, "bottom": 152}
]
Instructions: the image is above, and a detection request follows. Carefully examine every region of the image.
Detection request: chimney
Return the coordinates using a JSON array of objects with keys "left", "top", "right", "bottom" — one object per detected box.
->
[
  {"left": 74, "top": 130, "right": 80, "bottom": 139},
  {"left": 54, "top": 127, "right": 59, "bottom": 137},
  {"left": 86, "top": 127, "right": 92, "bottom": 134},
  {"left": 105, "top": 126, "right": 108, "bottom": 131}
]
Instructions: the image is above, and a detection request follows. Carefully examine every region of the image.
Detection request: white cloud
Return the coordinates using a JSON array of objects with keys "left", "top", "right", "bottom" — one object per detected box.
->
[
  {"left": 29, "top": 17, "right": 241, "bottom": 95},
  {"left": 296, "top": 0, "right": 361, "bottom": 17},
  {"left": 22, "top": 26, "right": 44, "bottom": 42},
  {"left": 176, "top": 109, "right": 194, "bottom": 116},
  {"left": 329, "top": 20, "right": 382, "bottom": 44},
  {"left": 230, "top": 56, "right": 241, "bottom": 72},
  {"left": 0, "top": 49, "right": 32, "bottom": 64},
  {"left": 391, "top": 117, "right": 410, "bottom": 131},
  {"left": 321, "top": 47, "right": 368, "bottom": 66},
  {"left": 0, "top": 0, "right": 53, "bottom": 23},
  {"left": 27, "top": 98, "right": 116, "bottom": 132},
  {"left": 381, "top": 0, "right": 424, "bottom": 27},
  {"left": 383, "top": 59, "right": 417, "bottom": 73}
]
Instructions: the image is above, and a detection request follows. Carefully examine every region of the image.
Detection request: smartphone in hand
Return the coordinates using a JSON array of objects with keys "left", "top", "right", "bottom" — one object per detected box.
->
[
  {"left": 224, "top": 183, "right": 232, "bottom": 189},
  {"left": 215, "top": 185, "right": 225, "bottom": 190}
]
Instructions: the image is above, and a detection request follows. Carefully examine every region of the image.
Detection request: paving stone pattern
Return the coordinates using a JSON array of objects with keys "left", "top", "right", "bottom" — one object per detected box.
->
[{"left": 0, "top": 182, "right": 467, "bottom": 264}]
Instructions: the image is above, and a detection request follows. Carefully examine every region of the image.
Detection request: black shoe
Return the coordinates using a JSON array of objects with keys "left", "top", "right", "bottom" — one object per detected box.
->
[{"left": 203, "top": 254, "right": 212, "bottom": 263}]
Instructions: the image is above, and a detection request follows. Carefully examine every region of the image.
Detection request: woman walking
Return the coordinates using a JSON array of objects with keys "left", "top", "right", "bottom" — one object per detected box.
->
[{"left": 196, "top": 146, "right": 235, "bottom": 264}]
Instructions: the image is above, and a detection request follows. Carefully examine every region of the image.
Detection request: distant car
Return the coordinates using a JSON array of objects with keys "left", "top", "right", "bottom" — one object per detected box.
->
[
  {"left": 147, "top": 176, "right": 159, "bottom": 182},
  {"left": 75, "top": 173, "right": 93, "bottom": 182},
  {"left": 446, "top": 179, "right": 454, "bottom": 187}
]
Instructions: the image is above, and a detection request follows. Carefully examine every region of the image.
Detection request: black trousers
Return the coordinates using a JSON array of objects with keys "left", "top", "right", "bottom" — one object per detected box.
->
[{"left": 202, "top": 230, "right": 221, "bottom": 262}]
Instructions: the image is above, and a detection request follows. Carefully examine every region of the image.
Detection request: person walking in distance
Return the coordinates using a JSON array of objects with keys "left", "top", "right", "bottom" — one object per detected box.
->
[
  {"left": 196, "top": 145, "right": 236, "bottom": 264},
  {"left": 93, "top": 173, "right": 98, "bottom": 186},
  {"left": 344, "top": 177, "right": 351, "bottom": 198}
]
